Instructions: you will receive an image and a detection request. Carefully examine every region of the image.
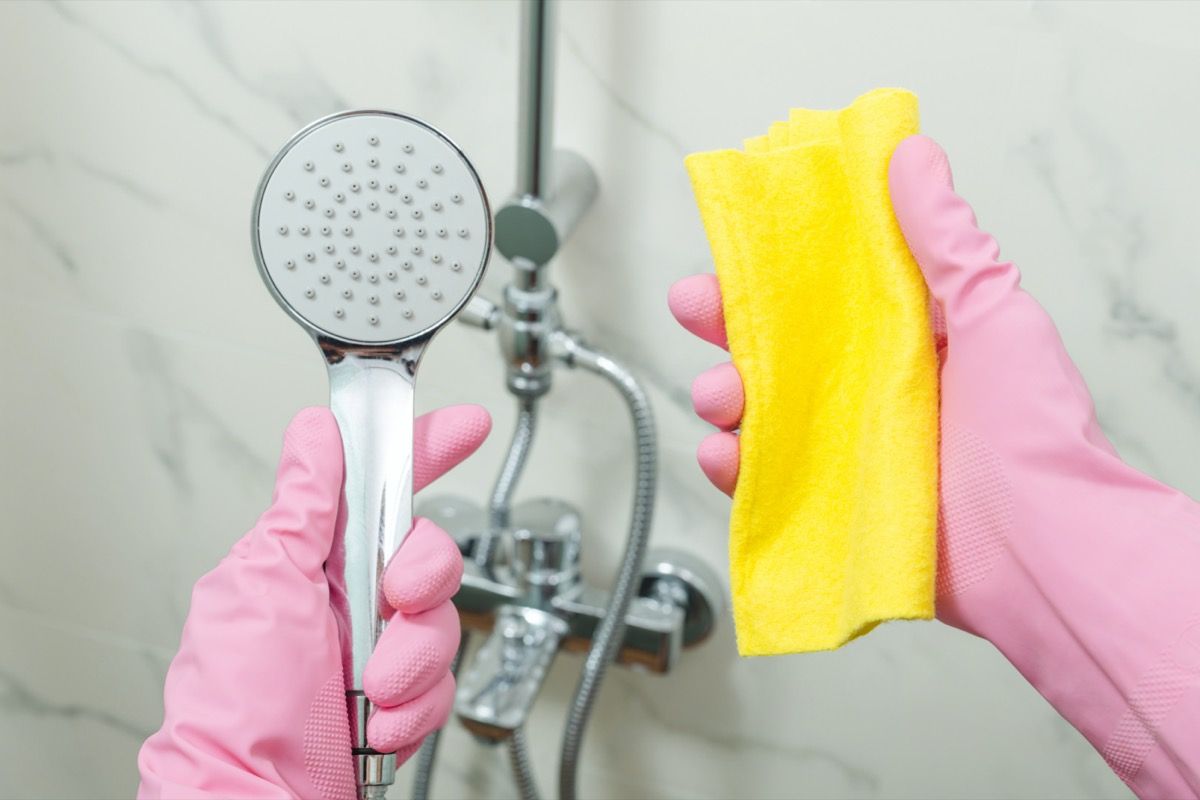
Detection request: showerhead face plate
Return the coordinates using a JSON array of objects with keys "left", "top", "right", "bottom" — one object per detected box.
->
[{"left": 253, "top": 111, "right": 490, "bottom": 346}]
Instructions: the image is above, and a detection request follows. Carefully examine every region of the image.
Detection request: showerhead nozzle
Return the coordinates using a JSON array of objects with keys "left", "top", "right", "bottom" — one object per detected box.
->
[{"left": 252, "top": 110, "right": 491, "bottom": 346}]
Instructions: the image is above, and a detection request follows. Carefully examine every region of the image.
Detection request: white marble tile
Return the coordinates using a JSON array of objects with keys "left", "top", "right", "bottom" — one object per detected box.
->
[
  {"left": 0, "top": 294, "right": 324, "bottom": 649},
  {"left": 0, "top": 605, "right": 168, "bottom": 799},
  {"left": 995, "top": 2, "right": 1200, "bottom": 495},
  {"left": 4, "top": 0, "right": 1198, "bottom": 797}
]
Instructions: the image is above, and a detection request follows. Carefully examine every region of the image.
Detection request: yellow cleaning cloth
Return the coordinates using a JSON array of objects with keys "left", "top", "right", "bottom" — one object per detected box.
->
[{"left": 685, "top": 88, "right": 938, "bottom": 656}]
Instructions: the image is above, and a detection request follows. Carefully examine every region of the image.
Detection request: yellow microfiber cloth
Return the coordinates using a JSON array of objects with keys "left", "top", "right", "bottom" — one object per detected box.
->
[{"left": 684, "top": 88, "right": 939, "bottom": 656}]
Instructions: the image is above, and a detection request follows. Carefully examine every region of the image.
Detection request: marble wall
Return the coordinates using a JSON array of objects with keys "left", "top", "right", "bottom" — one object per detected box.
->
[{"left": 2, "top": 1, "right": 1197, "bottom": 798}]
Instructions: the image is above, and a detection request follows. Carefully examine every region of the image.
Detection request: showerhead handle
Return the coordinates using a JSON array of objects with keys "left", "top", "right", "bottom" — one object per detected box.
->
[{"left": 323, "top": 344, "right": 422, "bottom": 796}]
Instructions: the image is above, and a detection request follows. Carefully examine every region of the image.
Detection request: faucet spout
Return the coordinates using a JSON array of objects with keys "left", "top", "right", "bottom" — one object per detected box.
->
[{"left": 455, "top": 605, "right": 567, "bottom": 742}]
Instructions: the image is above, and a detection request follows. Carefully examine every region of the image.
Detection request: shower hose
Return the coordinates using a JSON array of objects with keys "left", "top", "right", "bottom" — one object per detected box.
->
[{"left": 410, "top": 340, "right": 657, "bottom": 800}]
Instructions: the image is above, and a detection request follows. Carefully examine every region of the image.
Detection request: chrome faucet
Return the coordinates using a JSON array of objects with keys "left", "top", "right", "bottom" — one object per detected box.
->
[
  {"left": 421, "top": 496, "right": 717, "bottom": 742},
  {"left": 411, "top": 2, "right": 722, "bottom": 798}
]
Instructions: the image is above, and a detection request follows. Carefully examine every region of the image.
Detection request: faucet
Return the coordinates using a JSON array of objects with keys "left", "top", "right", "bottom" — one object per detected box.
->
[{"left": 411, "top": 2, "right": 722, "bottom": 798}]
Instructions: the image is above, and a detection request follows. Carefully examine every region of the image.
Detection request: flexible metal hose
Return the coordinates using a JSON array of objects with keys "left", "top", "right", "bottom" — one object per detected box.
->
[
  {"left": 485, "top": 397, "right": 544, "bottom": 800},
  {"left": 509, "top": 727, "right": 542, "bottom": 800},
  {"left": 557, "top": 341, "right": 657, "bottom": 800},
  {"left": 410, "top": 633, "right": 469, "bottom": 800},
  {"left": 413, "top": 397, "right": 540, "bottom": 798},
  {"left": 412, "top": 348, "right": 653, "bottom": 800},
  {"left": 475, "top": 396, "right": 539, "bottom": 570}
]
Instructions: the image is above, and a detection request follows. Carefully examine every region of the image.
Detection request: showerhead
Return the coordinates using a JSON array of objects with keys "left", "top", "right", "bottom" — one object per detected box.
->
[
  {"left": 253, "top": 110, "right": 490, "bottom": 346},
  {"left": 252, "top": 110, "right": 491, "bottom": 800}
]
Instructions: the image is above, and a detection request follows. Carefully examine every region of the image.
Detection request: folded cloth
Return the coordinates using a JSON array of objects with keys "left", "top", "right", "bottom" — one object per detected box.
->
[{"left": 685, "top": 88, "right": 938, "bottom": 655}]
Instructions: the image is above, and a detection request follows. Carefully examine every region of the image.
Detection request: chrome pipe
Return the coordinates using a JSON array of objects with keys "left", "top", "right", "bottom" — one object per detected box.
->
[
  {"left": 497, "top": 0, "right": 598, "bottom": 269},
  {"left": 516, "top": 0, "right": 556, "bottom": 201}
]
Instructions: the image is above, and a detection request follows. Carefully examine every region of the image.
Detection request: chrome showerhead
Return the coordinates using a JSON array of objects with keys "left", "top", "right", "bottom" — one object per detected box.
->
[
  {"left": 252, "top": 110, "right": 491, "bottom": 800},
  {"left": 253, "top": 110, "right": 490, "bottom": 346}
]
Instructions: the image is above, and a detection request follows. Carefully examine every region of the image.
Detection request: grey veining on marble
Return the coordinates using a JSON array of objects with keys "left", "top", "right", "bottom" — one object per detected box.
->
[
  {"left": 183, "top": 2, "right": 352, "bottom": 128},
  {"left": 3, "top": 1, "right": 1198, "bottom": 798},
  {"left": 46, "top": 1, "right": 270, "bottom": 157},
  {"left": 0, "top": 669, "right": 149, "bottom": 742},
  {"left": 8, "top": 199, "right": 80, "bottom": 273}
]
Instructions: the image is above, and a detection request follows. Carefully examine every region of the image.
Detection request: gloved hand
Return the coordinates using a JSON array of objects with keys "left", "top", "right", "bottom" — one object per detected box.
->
[
  {"left": 137, "top": 404, "right": 491, "bottom": 800},
  {"left": 669, "top": 135, "right": 1200, "bottom": 799}
]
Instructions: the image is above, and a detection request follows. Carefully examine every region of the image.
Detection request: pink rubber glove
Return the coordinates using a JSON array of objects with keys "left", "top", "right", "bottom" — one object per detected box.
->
[
  {"left": 137, "top": 404, "right": 491, "bottom": 800},
  {"left": 669, "top": 135, "right": 1200, "bottom": 799}
]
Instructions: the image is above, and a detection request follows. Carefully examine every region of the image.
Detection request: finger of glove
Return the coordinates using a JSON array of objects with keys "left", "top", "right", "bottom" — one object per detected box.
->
[
  {"left": 692, "top": 363, "right": 744, "bottom": 430},
  {"left": 698, "top": 432, "right": 740, "bottom": 496},
  {"left": 250, "top": 407, "right": 344, "bottom": 582},
  {"left": 669, "top": 274, "right": 729, "bottom": 350},
  {"left": 366, "top": 672, "right": 455, "bottom": 754},
  {"left": 382, "top": 518, "right": 463, "bottom": 617},
  {"left": 364, "top": 601, "right": 460, "bottom": 708},
  {"left": 889, "top": 135, "right": 1021, "bottom": 334},
  {"left": 414, "top": 404, "right": 492, "bottom": 493}
]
